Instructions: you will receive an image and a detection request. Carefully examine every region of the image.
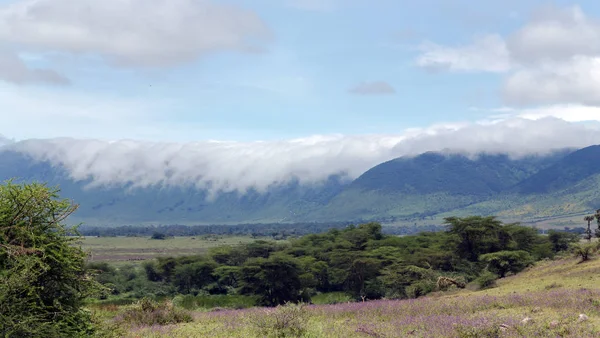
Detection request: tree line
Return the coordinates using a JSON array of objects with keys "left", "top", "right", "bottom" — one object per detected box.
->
[
  {"left": 78, "top": 222, "right": 447, "bottom": 238},
  {"left": 88, "top": 216, "right": 580, "bottom": 307}
]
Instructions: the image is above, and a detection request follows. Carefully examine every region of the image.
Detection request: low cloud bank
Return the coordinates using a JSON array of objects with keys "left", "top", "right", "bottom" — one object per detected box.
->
[{"left": 2, "top": 117, "right": 599, "bottom": 194}]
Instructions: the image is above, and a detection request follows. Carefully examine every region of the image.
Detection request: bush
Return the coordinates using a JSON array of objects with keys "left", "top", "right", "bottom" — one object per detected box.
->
[
  {"left": 151, "top": 232, "right": 167, "bottom": 240},
  {"left": 573, "top": 243, "right": 596, "bottom": 263},
  {"left": 406, "top": 280, "right": 435, "bottom": 299},
  {"left": 251, "top": 302, "right": 310, "bottom": 338},
  {"left": 173, "top": 294, "right": 258, "bottom": 310},
  {"left": 119, "top": 298, "right": 193, "bottom": 326},
  {"left": 311, "top": 292, "right": 352, "bottom": 305},
  {"left": 475, "top": 270, "right": 498, "bottom": 289}
]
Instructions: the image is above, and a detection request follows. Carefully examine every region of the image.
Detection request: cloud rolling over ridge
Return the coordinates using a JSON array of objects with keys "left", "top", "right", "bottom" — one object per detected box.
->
[{"left": 2, "top": 118, "right": 599, "bottom": 195}]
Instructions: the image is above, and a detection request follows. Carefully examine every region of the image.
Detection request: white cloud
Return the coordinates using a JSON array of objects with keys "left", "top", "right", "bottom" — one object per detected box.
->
[
  {"left": 416, "top": 35, "right": 511, "bottom": 73},
  {"left": 0, "top": 0, "right": 272, "bottom": 68},
  {"left": 3, "top": 117, "right": 599, "bottom": 195},
  {"left": 348, "top": 81, "right": 396, "bottom": 95},
  {"left": 507, "top": 5, "right": 600, "bottom": 64},
  {"left": 0, "top": 49, "right": 69, "bottom": 84},
  {"left": 416, "top": 5, "right": 600, "bottom": 107},
  {"left": 515, "top": 104, "right": 600, "bottom": 123},
  {"left": 503, "top": 56, "right": 600, "bottom": 105}
]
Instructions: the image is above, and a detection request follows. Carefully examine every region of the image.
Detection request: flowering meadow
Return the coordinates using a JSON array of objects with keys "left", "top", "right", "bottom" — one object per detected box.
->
[{"left": 110, "top": 256, "right": 600, "bottom": 338}]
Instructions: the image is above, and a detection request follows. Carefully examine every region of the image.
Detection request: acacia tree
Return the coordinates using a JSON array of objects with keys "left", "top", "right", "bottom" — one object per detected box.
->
[{"left": 0, "top": 181, "right": 103, "bottom": 337}]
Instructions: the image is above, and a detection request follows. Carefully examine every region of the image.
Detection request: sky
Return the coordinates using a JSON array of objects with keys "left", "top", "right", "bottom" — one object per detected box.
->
[{"left": 2, "top": 0, "right": 600, "bottom": 192}]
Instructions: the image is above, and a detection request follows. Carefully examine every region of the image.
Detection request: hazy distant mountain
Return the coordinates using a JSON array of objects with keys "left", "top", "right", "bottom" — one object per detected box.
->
[{"left": 0, "top": 145, "right": 598, "bottom": 226}]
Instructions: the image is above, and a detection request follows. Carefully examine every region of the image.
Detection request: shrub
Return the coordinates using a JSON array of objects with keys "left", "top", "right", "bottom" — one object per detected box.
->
[
  {"left": 251, "top": 302, "right": 310, "bottom": 338},
  {"left": 151, "top": 232, "right": 167, "bottom": 240},
  {"left": 311, "top": 292, "right": 353, "bottom": 305},
  {"left": 119, "top": 298, "right": 193, "bottom": 326},
  {"left": 173, "top": 294, "right": 258, "bottom": 310},
  {"left": 406, "top": 280, "right": 435, "bottom": 299},
  {"left": 454, "top": 324, "right": 501, "bottom": 338},
  {"left": 475, "top": 270, "right": 498, "bottom": 289},
  {"left": 573, "top": 243, "right": 596, "bottom": 263}
]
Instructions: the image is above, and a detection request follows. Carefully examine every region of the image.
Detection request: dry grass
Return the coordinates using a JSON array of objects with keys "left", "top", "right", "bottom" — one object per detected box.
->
[{"left": 75, "top": 236, "right": 263, "bottom": 262}]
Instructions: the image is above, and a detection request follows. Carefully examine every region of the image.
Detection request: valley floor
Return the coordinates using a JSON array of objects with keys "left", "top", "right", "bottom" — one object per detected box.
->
[{"left": 100, "top": 255, "right": 600, "bottom": 338}]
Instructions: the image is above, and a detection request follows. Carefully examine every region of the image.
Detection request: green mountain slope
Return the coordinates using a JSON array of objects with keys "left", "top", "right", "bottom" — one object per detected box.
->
[{"left": 311, "top": 151, "right": 570, "bottom": 222}]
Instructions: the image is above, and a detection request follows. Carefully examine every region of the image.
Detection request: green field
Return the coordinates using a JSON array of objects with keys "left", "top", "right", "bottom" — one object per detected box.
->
[{"left": 76, "top": 236, "right": 264, "bottom": 262}]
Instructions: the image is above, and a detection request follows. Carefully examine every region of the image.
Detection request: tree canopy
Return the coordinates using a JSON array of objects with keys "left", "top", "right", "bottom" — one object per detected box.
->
[{"left": 0, "top": 181, "right": 102, "bottom": 337}]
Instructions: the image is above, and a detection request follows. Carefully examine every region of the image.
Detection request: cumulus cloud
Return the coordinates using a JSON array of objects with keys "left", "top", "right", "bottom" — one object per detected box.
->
[
  {"left": 503, "top": 56, "right": 600, "bottom": 106},
  {"left": 416, "top": 5, "right": 600, "bottom": 107},
  {"left": 348, "top": 81, "right": 396, "bottom": 95},
  {"left": 3, "top": 117, "right": 600, "bottom": 195},
  {"left": 0, "top": 49, "right": 69, "bottom": 85},
  {"left": 0, "top": 0, "right": 272, "bottom": 67},
  {"left": 507, "top": 5, "right": 600, "bottom": 64},
  {"left": 416, "top": 35, "right": 511, "bottom": 73}
]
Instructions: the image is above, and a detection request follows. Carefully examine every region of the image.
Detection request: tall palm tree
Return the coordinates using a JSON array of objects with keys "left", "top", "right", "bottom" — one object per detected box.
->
[{"left": 584, "top": 215, "right": 595, "bottom": 242}]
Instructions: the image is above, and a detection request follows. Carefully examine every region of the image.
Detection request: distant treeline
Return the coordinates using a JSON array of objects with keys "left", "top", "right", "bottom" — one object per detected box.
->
[
  {"left": 87, "top": 217, "right": 582, "bottom": 308},
  {"left": 78, "top": 222, "right": 448, "bottom": 238}
]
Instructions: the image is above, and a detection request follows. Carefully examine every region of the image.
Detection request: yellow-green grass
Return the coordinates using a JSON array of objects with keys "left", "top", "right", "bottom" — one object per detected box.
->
[
  {"left": 102, "top": 255, "right": 600, "bottom": 337},
  {"left": 76, "top": 236, "right": 267, "bottom": 263}
]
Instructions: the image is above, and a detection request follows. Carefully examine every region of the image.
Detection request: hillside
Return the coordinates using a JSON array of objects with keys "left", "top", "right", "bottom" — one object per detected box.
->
[{"left": 1, "top": 145, "right": 599, "bottom": 225}]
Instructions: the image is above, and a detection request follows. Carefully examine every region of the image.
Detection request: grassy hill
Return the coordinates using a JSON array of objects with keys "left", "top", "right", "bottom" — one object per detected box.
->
[{"left": 100, "top": 254, "right": 600, "bottom": 337}]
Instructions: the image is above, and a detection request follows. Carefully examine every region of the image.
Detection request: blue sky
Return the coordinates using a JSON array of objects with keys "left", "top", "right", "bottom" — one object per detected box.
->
[
  {"left": 1, "top": 0, "right": 600, "bottom": 143},
  {"left": 3, "top": 0, "right": 600, "bottom": 190}
]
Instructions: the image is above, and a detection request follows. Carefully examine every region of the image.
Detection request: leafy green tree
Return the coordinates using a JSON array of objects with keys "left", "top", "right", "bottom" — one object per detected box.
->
[
  {"left": 0, "top": 181, "right": 103, "bottom": 337},
  {"left": 444, "top": 216, "right": 509, "bottom": 261},
  {"left": 239, "top": 253, "right": 303, "bottom": 306},
  {"left": 379, "top": 264, "right": 435, "bottom": 299},
  {"left": 479, "top": 250, "right": 534, "bottom": 278},
  {"left": 547, "top": 230, "right": 580, "bottom": 253},
  {"left": 172, "top": 260, "right": 217, "bottom": 294}
]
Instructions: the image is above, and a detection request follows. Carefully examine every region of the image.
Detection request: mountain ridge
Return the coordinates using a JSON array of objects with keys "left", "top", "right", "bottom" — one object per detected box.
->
[{"left": 0, "top": 145, "right": 598, "bottom": 225}]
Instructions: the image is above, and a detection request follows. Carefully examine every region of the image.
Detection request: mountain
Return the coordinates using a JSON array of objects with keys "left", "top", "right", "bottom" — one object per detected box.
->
[
  {"left": 309, "top": 151, "right": 570, "bottom": 222},
  {"left": 516, "top": 145, "right": 600, "bottom": 194},
  {"left": 0, "top": 150, "right": 348, "bottom": 225},
  {"left": 0, "top": 145, "right": 598, "bottom": 225}
]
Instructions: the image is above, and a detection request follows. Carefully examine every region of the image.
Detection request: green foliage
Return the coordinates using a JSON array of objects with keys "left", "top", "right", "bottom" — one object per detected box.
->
[
  {"left": 119, "top": 298, "right": 192, "bottom": 326},
  {"left": 475, "top": 270, "right": 498, "bottom": 289},
  {"left": 239, "top": 253, "right": 304, "bottom": 306},
  {"left": 445, "top": 216, "right": 510, "bottom": 261},
  {"left": 87, "top": 216, "right": 557, "bottom": 309},
  {"left": 479, "top": 250, "right": 534, "bottom": 278},
  {"left": 151, "top": 232, "right": 167, "bottom": 240},
  {"left": 0, "top": 181, "right": 104, "bottom": 337},
  {"left": 250, "top": 302, "right": 310, "bottom": 338},
  {"left": 573, "top": 243, "right": 596, "bottom": 263},
  {"left": 172, "top": 294, "right": 257, "bottom": 310},
  {"left": 547, "top": 230, "right": 580, "bottom": 253},
  {"left": 310, "top": 292, "right": 352, "bottom": 305}
]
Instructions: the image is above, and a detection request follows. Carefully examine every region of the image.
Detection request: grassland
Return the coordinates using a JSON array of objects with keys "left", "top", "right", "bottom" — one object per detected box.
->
[
  {"left": 76, "top": 236, "right": 263, "bottom": 262},
  {"left": 92, "top": 254, "right": 600, "bottom": 337}
]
